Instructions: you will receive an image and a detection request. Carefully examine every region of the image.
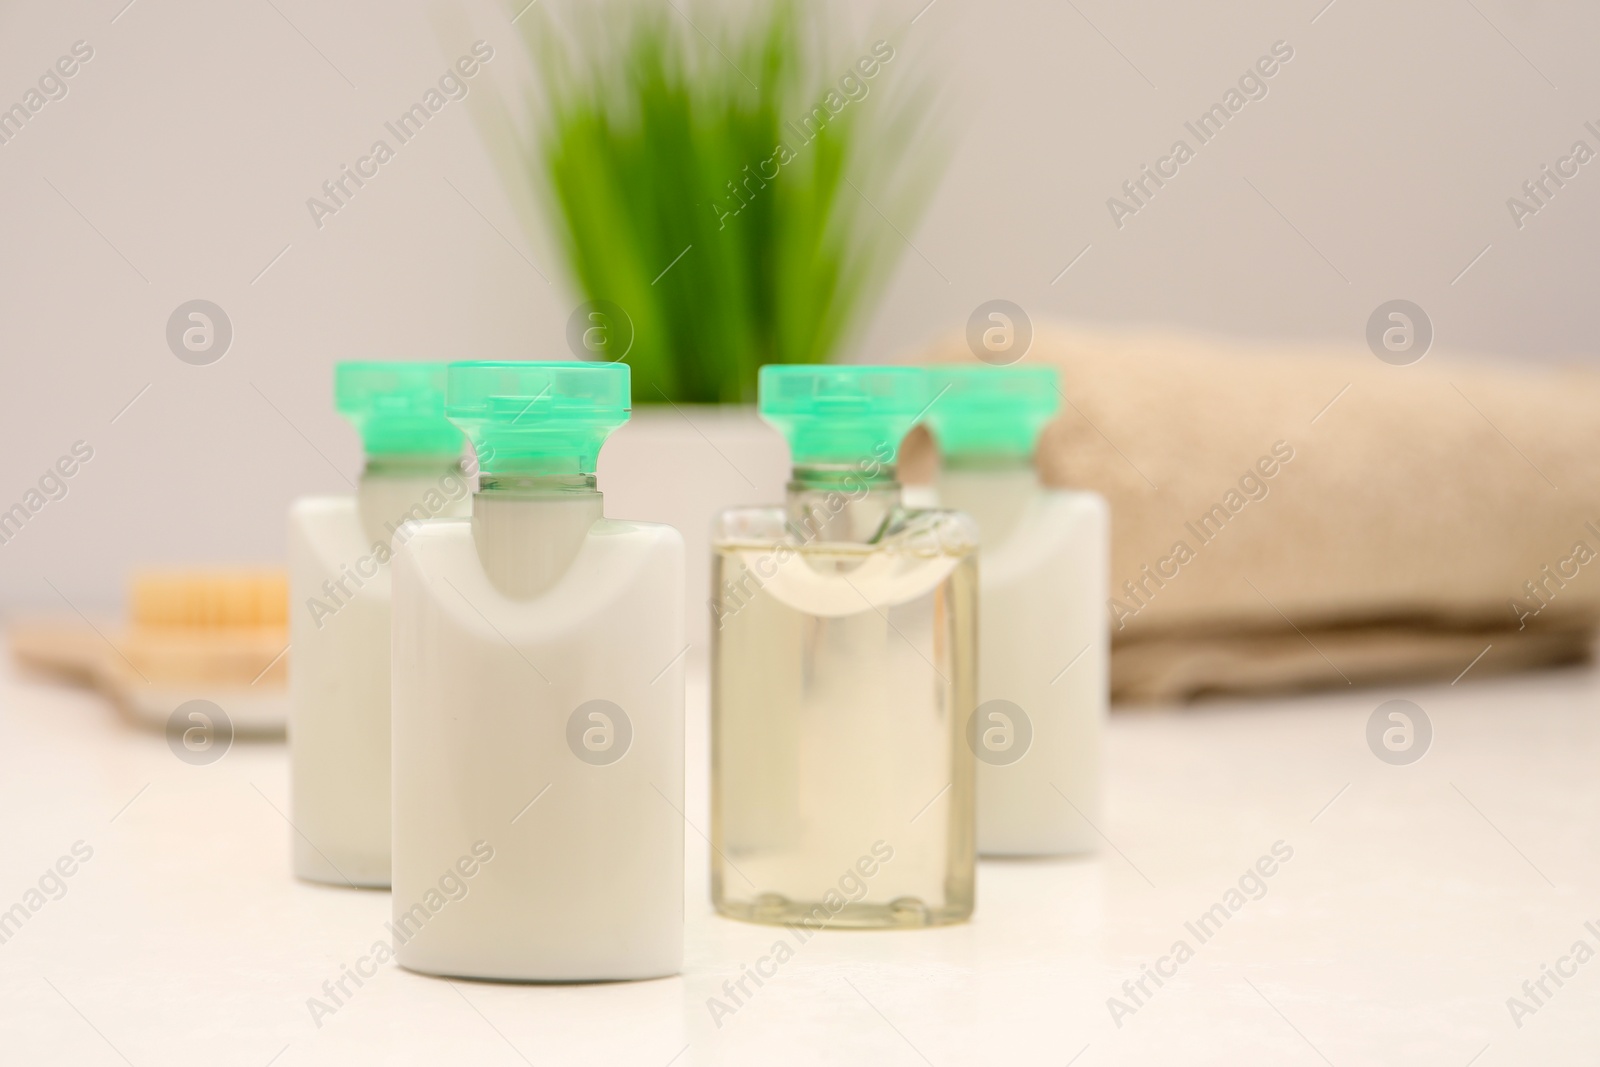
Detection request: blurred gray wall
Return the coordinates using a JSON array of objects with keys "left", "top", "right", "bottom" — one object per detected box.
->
[{"left": 0, "top": 0, "right": 1595, "bottom": 610}]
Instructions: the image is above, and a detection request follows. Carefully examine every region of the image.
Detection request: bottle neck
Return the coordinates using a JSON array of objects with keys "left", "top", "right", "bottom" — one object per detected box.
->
[
  {"left": 477, "top": 471, "right": 597, "bottom": 496},
  {"left": 356, "top": 453, "right": 468, "bottom": 548},
  {"left": 361, "top": 453, "right": 464, "bottom": 479},
  {"left": 471, "top": 473, "right": 603, "bottom": 599},
  {"left": 784, "top": 464, "right": 902, "bottom": 545}
]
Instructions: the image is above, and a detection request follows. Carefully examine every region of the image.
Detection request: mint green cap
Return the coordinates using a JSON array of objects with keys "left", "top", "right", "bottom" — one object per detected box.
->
[
  {"left": 923, "top": 365, "right": 1060, "bottom": 459},
  {"left": 446, "top": 361, "right": 629, "bottom": 476},
  {"left": 334, "top": 362, "right": 463, "bottom": 456},
  {"left": 759, "top": 365, "right": 928, "bottom": 467}
]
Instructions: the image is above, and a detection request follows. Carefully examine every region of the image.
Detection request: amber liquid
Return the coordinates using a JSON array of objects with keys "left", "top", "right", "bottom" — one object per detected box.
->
[{"left": 710, "top": 506, "right": 977, "bottom": 928}]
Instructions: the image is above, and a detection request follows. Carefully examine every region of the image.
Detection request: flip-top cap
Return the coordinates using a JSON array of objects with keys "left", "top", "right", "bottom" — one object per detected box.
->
[
  {"left": 334, "top": 362, "right": 462, "bottom": 456},
  {"left": 923, "top": 365, "right": 1059, "bottom": 459},
  {"left": 759, "top": 365, "right": 927, "bottom": 468},
  {"left": 446, "top": 361, "right": 630, "bottom": 476}
]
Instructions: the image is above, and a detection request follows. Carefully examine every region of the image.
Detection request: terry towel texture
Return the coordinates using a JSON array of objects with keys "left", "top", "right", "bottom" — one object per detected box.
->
[{"left": 905, "top": 324, "right": 1600, "bottom": 703}]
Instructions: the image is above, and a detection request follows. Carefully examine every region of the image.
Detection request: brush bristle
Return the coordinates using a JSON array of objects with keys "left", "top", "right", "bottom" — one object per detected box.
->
[{"left": 130, "top": 570, "right": 288, "bottom": 629}]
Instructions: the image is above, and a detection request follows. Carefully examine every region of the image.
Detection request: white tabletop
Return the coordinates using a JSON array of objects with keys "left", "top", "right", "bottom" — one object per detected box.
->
[{"left": 1, "top": 651, "right": 1595, "bottom": 1066}]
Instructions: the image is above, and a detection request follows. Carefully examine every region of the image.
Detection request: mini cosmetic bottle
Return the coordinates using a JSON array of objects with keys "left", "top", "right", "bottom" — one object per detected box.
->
[
  {"left": 390, "top": 361, "right": 684, "bottom": 981},
  {"left": 711, "top": 365, "right": 977, "bottom": 928},
  {"left": 289, "top": 362, "right": 468, "bottom": 887},
  {"left": 924, "top": 366, "right": 1108, "bottom": 856}
]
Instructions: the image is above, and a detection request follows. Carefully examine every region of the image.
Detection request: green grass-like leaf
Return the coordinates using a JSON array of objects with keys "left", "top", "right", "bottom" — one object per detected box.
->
[{"left": 500, "top": 1, "right": 942, "bottom": 403}]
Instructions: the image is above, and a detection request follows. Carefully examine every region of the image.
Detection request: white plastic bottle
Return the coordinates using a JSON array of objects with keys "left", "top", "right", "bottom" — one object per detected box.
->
[
  {"left": 289, "top": 362, "right": 468, "bottom": 887},
  {"left": 924, "top": 366, "right": 1109, "bottom": 856},
  {"left": 390, "top": 361, "right": 684, "bottom": 981}
]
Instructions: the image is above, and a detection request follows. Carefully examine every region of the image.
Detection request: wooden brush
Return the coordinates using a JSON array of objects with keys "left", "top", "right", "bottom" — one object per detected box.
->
[{"left": 10, "top": 569, "right": 290, "bottom": 735}]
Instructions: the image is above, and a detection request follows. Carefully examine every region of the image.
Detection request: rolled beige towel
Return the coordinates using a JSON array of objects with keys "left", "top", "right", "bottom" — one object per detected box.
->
[{"left": 904, "top": 323, "right": 1600, "bottom": 703}]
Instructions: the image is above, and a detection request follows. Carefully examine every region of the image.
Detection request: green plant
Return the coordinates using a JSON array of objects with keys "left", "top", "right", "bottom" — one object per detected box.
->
[{"left": 498, "top": 1, "right": 941, "bottom": 403}]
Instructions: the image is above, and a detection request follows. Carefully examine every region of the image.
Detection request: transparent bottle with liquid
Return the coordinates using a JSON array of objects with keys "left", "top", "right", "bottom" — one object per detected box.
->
[
  {"left": 924, "top": 366, "right": 1108, "bottom": 856},
  {"left": 711, "top": 365, "right": 978, "bottom": 928},
  {"left": 390, "top": 361, "right": 684, "bottom": 981},
  {"left": 289, "top": 362, "right": 469, "bottom": 888}
]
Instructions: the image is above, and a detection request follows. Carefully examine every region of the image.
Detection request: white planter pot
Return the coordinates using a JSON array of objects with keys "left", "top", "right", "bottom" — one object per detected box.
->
[{"left": 598, "top": 405, "right": 789, "bottom": 649}]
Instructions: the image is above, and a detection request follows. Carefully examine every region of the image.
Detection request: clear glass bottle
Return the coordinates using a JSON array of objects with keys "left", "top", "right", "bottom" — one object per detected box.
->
[
  {"left": 711, "top": 366, "right": 978, "bottom": 928},
  {"left": 390, "top": 361, "right": 684, "bottom": 980},
  {"left": 288, "top": 362, "right": 468, "bottom": 888},
  {"left": 924, "top": 366, "right": 1108, "bottom": 857}
]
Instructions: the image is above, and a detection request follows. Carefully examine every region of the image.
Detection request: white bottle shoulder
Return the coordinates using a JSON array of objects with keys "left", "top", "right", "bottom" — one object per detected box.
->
[
  {"left": 288, "top": 493, "right": 397, "bottom": 624},
  {"left": 1035, "top": 486, "right": 1109, "bottom": 520},
  {"left": 289, "top": 494, "right": 385, "bottom": 578},
  {"left": 981, "top": 487, "right": 1108, "bottom": 589},
  {"left": 289, "top": 494, "right": 357, "bottom": 523},
  {"left": 288, "top": 495, "right": 390, "bottom": 572},
  {"left": 392, "top": 518, "right": 683, "bottom": 643}
]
